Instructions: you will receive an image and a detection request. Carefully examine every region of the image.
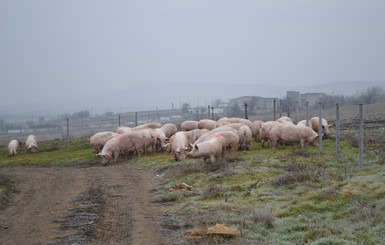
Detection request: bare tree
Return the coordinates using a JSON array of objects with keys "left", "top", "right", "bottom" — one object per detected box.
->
[{"left": 361, "top": 86, "right": 384, "bottom": 104}]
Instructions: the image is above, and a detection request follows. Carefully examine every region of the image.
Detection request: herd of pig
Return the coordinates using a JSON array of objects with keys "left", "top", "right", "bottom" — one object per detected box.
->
[
  {"left": 7, "top": 135, "right": 38, "bottom": 156},
  {"left": 6, "top": 116, "right": 333, "bottom": 165},
  {"left": 91, "top": 116, "right": 333, "bottom": 165}
]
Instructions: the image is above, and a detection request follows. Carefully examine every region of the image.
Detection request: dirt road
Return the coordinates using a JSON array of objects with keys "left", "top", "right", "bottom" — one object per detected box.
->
[{"left": 0, "top": 163, "right": 166, "bottom": 245}]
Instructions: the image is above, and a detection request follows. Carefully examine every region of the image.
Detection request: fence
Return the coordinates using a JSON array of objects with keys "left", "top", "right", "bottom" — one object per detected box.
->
[{"left": 1, "top": 102, "right": 385, "bottom": 168}]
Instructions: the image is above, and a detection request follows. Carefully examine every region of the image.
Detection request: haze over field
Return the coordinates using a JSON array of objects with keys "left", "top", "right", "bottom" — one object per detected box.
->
[{"left": 1, "top": 1, "right": 384, "bottom": 116}]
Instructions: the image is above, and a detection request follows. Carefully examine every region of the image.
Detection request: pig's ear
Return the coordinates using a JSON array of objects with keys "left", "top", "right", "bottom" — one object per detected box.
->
[
  {"left": 194, "top": 144, "right": 199, "bottom": 150},
  {"left": 328, "top": 123, "right": 335, "bottom": 128},
  {"left": 176, "top": 147, "right": 180, "bottom": 153},
  {"left": 184, "top": 147, "right": 189, "bottom": 151}
]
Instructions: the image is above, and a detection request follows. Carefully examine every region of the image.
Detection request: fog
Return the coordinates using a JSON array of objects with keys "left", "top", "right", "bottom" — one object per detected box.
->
[{"left": 1, "top": 1, "right": 385, "bottom": 116}]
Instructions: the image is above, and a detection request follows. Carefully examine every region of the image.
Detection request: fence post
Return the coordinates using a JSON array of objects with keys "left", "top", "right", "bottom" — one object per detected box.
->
[
  {"left": 295, "top": 100, "right": 299, "bottom": 124},
  {"left": 211, "top": 106, "right": 214, "bottom": 120},
  {"left": 244, "top": 103, "right": 248, "bottom": 119},
  {"left": 208, "top": 105, "right": 211, "bottom": 119},
  {"left": 306, "top": 101, "right": 309, "bottom": 126},
  {"left": 279, "top": 100, "right": 282, "bottom": 118},
  {"left": 318, "top": 102, "right": 323, "bottom": 152},
  {"left": 336, "top": 103, "right": 340, "bottom": 158},
  {"left": 273, "top": 99, "right": 276, "bottom": 121},
  {"left": 66, "top": 118, "right": 70, "bottom": 148},
  {"left": 135, "top": 112, "right": 138, "bottom": 126},
  {"left": 118, "top": 114, "right": 121, "bottom": 127},
  {"left": 359, "top": 104, "right": 364, "bottom": 168}
]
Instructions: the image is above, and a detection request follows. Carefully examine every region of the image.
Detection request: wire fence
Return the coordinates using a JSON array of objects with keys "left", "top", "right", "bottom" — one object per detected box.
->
[{"left": 1, "top": 103, "right": 385, "bottom": 167}]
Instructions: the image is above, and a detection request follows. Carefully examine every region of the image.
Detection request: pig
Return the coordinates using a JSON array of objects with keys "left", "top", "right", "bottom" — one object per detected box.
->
[
  {"left": 309, "top": 117, "right": 334, "bottom": 137},
  {"left": 198, "top": 119, "right": 217, "bottom": 131},
  {"left": 138, "top": 129, "right": 157, "bottom": 154},
  {"left": 8, "top": 140, "right": 19, "bottom": 156},
  {"left": 276, "top": 116, "right": 294, "bottom": 125},
  {"left": 252, "top": 120, "right": 264, "bottom": 141},
  {"left": 217, "top": 122, "right": 247, "bottom": 131},
  {"left": 97, "top": 132, "right": 142, "bottom": 165},
  {"left": 26, "top": 135, "right": 37, "bottom": 153},
  {"left": 181, "top": 120, "right": 199, "bottom": 131},
  {"left": 192, "top": 130, "right": 239, "bottom": 154},
  {"left": 297, "top": 120, "right": 308, "bottom": 127},
  {"left": 168, "top": 131, "right": 194, "bottom": 161},
  {"left": 270, "top": 124, "right": 319, "bottom": 149},
  {"left": 216, "top": 117, "right": 257, "bottom": 140},
  {"left": 132, "top": 122, "right": 161, "bottom": 131},
  {"left": 185, "top": 129, "right": 210, "bottom": 144},
  {"left": 90, "top": 131, "right": 119, "bottom": 154},
  {"left": 214, "top": 124, "right": 248, "bottom": 150},
  {"left": 160, "top": 123, "right": 177, "bottom": 138},
  {"left": 259, "top": 121, "right": 280, "bottom": 148},
  {"left": 116, "top": 126, "right": 131, "bottom": 134},
  {"left": 187, "top": 135, "right": 228, "bottom": 163},
  {"left": 154, "top": 128, "right": 168, "bottom": 152},
  {"left": 238, "top": 125, "right": 252, "bottom": 151}
]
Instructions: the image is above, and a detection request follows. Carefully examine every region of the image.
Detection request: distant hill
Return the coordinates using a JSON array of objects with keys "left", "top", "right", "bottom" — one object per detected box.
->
[{"left": 294, "top": 81, "right": 385, "bottom": 96}]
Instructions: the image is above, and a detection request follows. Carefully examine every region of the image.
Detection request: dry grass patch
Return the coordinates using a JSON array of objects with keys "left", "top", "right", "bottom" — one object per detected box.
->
[{"left": 273, "top": 163, "right": 325, "bottom": 187}]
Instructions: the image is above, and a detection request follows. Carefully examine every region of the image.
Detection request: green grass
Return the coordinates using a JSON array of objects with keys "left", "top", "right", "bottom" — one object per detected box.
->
[
  {"left": 1, "top": 137, "right": 384, "bottom": 244},
  {"left": 0, "top": 139, "right": 98, "bottom": 165}
]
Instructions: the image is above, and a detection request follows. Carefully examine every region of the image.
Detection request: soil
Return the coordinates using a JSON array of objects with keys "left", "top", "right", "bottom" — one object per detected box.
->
[{"left": 0, "top": 163, "right": 166, "bottom": 245}]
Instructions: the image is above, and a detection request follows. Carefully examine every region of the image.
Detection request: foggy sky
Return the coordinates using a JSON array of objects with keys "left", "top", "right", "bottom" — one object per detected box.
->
[{"left": 1, "top": 1, "right": 385, "bottom": 114}]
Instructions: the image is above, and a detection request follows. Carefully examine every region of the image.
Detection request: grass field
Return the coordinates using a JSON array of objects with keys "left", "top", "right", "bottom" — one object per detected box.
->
[{"left": 1, "top": 136, "right": 384, "bottom": 244}]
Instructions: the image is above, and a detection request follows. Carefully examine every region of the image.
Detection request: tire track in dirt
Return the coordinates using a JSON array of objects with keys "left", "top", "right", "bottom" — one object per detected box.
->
[{"left": 0, "top": 163, "right": 165, "bottom": 245}]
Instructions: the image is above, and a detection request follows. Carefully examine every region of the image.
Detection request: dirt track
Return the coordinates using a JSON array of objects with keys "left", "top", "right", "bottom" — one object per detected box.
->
[{"left": 0, "top": 163, "right": 166, "bottom": 245}]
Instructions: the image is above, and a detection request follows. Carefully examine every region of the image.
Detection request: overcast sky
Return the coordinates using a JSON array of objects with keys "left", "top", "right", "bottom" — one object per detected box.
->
[{"left": 1, "top": 1, "right": 385, "bottom": 113}]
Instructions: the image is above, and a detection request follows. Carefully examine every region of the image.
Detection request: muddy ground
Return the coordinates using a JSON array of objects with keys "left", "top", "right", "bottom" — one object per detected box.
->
[{"left": 0, "top": 163, "right": 166, "bottom": 245}]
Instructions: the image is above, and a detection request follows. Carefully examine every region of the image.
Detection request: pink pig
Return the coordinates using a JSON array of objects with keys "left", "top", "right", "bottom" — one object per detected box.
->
[
  {"left": 97, "top": 132, "right": 142, "bottom": 165},
  {"left": 270, "top": 124, "right": 319, "bottom": 149}
]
